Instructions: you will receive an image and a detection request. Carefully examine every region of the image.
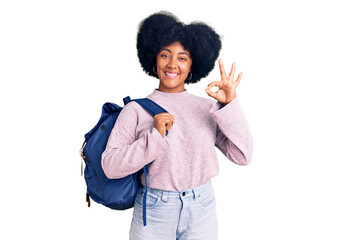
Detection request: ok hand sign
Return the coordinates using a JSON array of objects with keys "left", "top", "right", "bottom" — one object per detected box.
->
[{"left": 205, "top": 58, "right": 242, "bottom": 105}]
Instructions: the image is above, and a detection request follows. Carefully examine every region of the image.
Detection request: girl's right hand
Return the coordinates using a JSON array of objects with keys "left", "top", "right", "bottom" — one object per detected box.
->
[{"left": 153, "top": 113, "right": 175, "bottom": 138}]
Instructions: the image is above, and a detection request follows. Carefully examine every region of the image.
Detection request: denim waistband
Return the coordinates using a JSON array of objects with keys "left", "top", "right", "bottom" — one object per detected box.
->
[{"left": 139, "top": 180, "right": 213, "bottom": 202}]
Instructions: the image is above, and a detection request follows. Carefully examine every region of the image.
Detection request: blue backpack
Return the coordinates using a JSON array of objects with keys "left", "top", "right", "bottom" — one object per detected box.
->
[{"left": 80, "top": 96, "right": 168, "bottom": 226}]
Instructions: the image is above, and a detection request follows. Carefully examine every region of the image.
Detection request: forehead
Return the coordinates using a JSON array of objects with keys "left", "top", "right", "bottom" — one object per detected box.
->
[{"left": 159, "top": 42, "right": 190, "bottom": 55}]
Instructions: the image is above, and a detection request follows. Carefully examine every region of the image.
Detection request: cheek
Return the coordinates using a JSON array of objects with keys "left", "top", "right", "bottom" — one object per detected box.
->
[
  {"left": 187, "top": 61, "right": 192, "bottom": 72},
  {"left": 181, "top": 63, "right": 192, "bottom": 73},
  {"left": 156, "top": 59, "right": 164, "bottom": 68}
]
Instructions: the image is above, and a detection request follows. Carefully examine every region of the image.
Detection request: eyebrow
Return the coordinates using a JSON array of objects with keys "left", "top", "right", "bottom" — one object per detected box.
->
[{"left": 161, "top": 48, "right": 190, "bottom": 57}]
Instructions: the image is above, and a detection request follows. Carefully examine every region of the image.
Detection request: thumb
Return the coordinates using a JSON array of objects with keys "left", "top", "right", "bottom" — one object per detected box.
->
[
  {"left": 205, "top": 87, "right": 217, "bottom": 99},
  {"left": 205, "top": 81, "right": 221, "bottom": 98},
  {"left": 165, "top": 119, "right": 173, "bottom": 132}
]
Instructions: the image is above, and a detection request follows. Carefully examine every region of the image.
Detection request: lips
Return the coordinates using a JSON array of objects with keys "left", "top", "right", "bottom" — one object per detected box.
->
[{"left": 165, "top": 71, "right": 179, "bottom": 78}]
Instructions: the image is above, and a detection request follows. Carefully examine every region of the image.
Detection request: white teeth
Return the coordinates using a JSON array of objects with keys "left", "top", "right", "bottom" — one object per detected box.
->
[{"left": 165, "top": 72, "right": 179, "bottom": 76}]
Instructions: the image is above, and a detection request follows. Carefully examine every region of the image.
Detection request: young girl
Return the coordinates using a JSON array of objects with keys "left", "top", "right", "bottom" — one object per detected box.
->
[{"left": 101, "top": 11, "right": 253, "bottom": 240}]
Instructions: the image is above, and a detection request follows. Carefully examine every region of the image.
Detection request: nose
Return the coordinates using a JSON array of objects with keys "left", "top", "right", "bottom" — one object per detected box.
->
[{"left": 166, "top": 56, "right": 178, "bottom": 70}]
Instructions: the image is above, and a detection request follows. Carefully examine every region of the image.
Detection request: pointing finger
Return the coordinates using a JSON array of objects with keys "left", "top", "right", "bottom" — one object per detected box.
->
[
  {"left": 206, "top": 81, "right": 221, "bottom": 90},
  {"left": 205, "top": 87, "right": 217, "bottom": 99}
]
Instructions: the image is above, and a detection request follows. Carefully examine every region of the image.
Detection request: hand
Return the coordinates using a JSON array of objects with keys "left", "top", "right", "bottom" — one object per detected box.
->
[
  {"left": 153, "top": 113, "right": 175, "bottom": 138},
  {"left": 205, "top": 58, "right": 242, "bottom": 105}
]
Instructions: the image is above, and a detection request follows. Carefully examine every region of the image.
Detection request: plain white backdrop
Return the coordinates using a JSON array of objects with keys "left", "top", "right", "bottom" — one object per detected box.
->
[{"left": 1, "top": 0, "right": 358, "bottom": 239}]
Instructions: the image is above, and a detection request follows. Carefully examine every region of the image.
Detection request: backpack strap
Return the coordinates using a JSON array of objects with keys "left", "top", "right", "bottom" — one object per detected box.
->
[
  {"left": 123, "top": 97, "right": 169, "bottom": 227},
  {"left": 142, "top": 165, "right": 149, "bottom": 226},
  {"left": 126, "top": 97, "right": 170, "bottom": 137},
  {"left": 132, "top": 98, "right": 168, "bottom": 116},
  {"left": 123, "top": 96, "right": 131, "bottom": 105}
]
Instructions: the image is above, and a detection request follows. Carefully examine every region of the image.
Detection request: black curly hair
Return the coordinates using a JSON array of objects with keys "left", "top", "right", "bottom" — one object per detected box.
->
[{"left": 136, "top": 11, "right": 222, "bottom": 84}]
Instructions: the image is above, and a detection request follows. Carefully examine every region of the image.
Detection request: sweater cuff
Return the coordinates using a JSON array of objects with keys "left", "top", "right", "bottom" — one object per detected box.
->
[
  {"left": 147, "top": 127, "right": 170, "bottom": 162},
  {"left": 209, "top": 96, "right": 243, "bottom": 125}
]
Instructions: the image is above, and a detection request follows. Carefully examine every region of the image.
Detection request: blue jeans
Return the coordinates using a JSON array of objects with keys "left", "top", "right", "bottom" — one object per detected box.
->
[{"left": 129, "top": 181, "right": 218, "bottom": 240}]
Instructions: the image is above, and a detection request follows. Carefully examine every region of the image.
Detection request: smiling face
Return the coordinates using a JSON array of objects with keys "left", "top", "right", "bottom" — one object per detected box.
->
[{"left": 155, "top": 41, "right": 192, "bottom": 93}]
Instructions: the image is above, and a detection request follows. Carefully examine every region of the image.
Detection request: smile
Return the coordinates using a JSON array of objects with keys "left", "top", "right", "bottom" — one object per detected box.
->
[{"left": 165, "top": 71, "right": 179, "bottom": 78}]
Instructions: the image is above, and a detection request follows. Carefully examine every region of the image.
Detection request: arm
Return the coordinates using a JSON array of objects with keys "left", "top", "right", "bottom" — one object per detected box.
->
[
  {"left": 210, "top": 96, "right": 253, "bottom": 165},
  {"left": 101, "top": 102, "right": 170, "bottom": 179}
]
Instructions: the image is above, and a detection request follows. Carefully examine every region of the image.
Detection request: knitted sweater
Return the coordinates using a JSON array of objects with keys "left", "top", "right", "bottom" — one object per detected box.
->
[{"left": 101, "top": 88, "right": 253, "bottom": 191}]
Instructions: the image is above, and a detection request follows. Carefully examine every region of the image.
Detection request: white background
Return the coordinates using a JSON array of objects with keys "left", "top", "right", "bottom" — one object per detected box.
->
[{"left": 1, "top": 0, "right": 358, "bottom": 239}]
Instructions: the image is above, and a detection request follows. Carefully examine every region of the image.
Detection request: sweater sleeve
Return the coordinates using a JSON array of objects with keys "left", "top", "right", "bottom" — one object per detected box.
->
[
  {"left": 101, "top": 102, "right": 170, "bottom": 179},
  {"left": 209, "top": 96, "right": 253, "bottom": 165}
]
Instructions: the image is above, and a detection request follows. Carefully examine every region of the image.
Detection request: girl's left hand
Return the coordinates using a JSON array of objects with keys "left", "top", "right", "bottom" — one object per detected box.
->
[{"left": 205, "top": 58, "right": 242, "bottom": 105}]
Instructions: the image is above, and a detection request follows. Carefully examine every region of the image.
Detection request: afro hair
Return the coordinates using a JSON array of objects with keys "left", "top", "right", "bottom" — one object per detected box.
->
[{"left": 136, "top": 11, "right": 222, "bottom": 84}]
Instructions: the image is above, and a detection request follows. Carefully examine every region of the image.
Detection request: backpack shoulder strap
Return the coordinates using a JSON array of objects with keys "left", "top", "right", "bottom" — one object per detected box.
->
[
  {"left": 129, "top": 98, "right": 169, "bottom": 136},
  {"left": 122, "top": 97, "right": 169, "bottom": 226},
  {"left": 132, "top": 98, "right": 168, "bottom": 116},
  {"left": 123, "top": 96, "right": 131, "bottom": 105},
  {"left": 121, "top": 96, "right": 168, "bottom": 115}
]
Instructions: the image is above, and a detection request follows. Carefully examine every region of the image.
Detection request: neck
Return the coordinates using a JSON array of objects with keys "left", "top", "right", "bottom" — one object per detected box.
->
[
  {"left": 157, "top": 84, "right": 185, "bottom": 93},
  {"left": 151, "top": 88, "right": 189, "bottom": 98}
]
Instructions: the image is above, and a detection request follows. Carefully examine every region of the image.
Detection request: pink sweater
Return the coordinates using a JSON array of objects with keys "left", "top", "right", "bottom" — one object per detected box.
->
[{"left": 101, "top": 88, "right": 253, "bottom": 191}]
